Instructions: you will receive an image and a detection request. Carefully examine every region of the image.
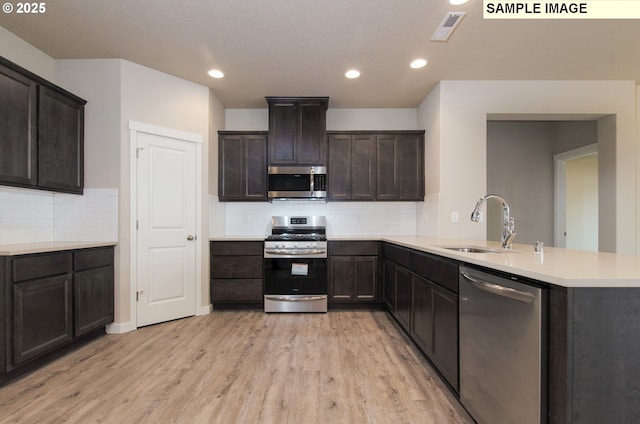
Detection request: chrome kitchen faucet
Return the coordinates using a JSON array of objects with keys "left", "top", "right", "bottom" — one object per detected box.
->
[{"left": 471, "top": 194, "right": 516, "bottom": 249}]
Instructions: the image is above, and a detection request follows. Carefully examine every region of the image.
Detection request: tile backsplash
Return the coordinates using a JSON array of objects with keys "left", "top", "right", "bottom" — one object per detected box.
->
[
  {"left": 210, "top": 195, "right": 417, "bottom": 237},
  {"left": 0, "top": 186, "right": 118, "bottom": 244}
]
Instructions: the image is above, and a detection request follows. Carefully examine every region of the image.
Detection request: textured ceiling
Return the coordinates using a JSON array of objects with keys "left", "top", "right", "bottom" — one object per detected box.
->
[{"left": 1, "top": 0, "right": 639, "bottom": 108}]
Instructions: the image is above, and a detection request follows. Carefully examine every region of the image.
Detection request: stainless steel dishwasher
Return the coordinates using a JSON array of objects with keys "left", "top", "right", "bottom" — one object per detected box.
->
[{"left": 459, "top": 266, "right": 547, "bottom": 424}]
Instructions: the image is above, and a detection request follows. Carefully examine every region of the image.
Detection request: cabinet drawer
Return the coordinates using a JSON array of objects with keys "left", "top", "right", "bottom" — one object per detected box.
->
[
  {"left": 411, "top": 251, "right": 459, "bottom": 293},
  {"left": 211, "top": 256, "right": 263, "bottom": 279},
  {"left": 211, "top": 241, "right": 263, "bottom": 256},
  {"left": 211, "top": 279, "right": 263, "bottom": 302},
  {"left": 12, "top": 252, "right": 73, "bottom": 283},
  {"left": 329, "top": 241, "right": 379, "bottom": 256},
  {"left": 73, "top": 247, "right": 114, "bottom": 271}
]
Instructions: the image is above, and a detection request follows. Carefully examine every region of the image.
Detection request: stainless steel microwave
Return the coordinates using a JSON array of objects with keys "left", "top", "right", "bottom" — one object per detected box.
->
[{"left": 268, "top": 166, "right": 327, "bottom": 200}]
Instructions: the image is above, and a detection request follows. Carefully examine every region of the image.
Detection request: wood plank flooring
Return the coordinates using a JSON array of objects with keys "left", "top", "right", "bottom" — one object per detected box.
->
[{"left": 0, "top": 311, "right": 473, "bottom": 424}]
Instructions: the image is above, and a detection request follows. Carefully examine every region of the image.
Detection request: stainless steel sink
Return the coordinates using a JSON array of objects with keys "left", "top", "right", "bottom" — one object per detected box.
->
[{"left": 440, "top": 246, "right": 507, "bottom": 254}]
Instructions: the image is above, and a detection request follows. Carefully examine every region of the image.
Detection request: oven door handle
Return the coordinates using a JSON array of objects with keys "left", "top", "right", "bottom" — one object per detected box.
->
[
  {"left": 265, "top": 295, "right": 327, "bottom": 302},
  {"left": 264, "top": 249, "right": 327, "bottom": 255}
]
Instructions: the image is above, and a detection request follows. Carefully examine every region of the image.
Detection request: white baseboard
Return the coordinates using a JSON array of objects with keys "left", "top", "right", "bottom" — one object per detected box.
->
[
  {"left": 106, "top": 321, "right": 137, "bottom": 334},
  {"left": 197, "top": 304, "right": 213, "bottom": 316}
]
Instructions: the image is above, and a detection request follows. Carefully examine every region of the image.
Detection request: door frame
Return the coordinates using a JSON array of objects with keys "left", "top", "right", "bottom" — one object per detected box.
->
[
  {"left": 128, "top": 120, "right": 204, "bottom": 330},
  {"left": 553, "top": 143, "right": 598, "bottom": 248}
]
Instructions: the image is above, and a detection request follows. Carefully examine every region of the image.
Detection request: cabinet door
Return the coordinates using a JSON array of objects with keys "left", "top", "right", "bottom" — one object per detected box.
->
[
  {"left": 395, "top": 265, "right": 412, "bottom": 332},
  {"left": 38, "top": 86, "right": 84, "bottom": 194},
  {"left": 298, "top": 101, "right": 326, "bottom": 165},
  {"left": 351, "top": 134, "right": 376, "bottom": 200},
  {"left": 244, "top": 134, "right": 267, "bottom": 200},
  {"left": 219, "top": 134, "right": 245, "bottom": 200},
  {"left": 268, "top": 101, "right": 297, "bottom": 164},
  {"left": 13, "top": 274, "right": 73, "bottom": 364},
  {"left": 382, "top": 258, "right": 395, "bottom": 312},
  {"left": 376, "top": 133, "right": 424, "bottom": 201},
  {"left": 354, "top": 256, "right": 378, "bottom": 301},
  {"left": 219, "top": 133, "right": 267, "bottom": 201},
  {"left": 327, "top": 134, "right": 351, "bottom": 200},
  {"left": 0, "top": 63, "right": 38, "bottom": 187},
  {"left": 74, "top": 266, "right": 114, "bottom": 337},
  {"left": 376, "top": 134, "right": 399, "bottom": 200},
  {"left": 396, "top": 133, "right": 424, "bottom": 200},
  {"left": 329, "top": 256, "right": 354, "bottom": 301},
  {"left": 411, "top": 275, "right": 432, "bottom": 354},
  {"left": 430, "top": 284, "right": 459, "bottom": 391}
]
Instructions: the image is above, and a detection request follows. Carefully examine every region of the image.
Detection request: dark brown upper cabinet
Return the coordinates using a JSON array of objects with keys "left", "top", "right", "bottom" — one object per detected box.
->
[
  {"left": 266, "top": 97, "right": 328, "bottom": 166},
  {"left": 327, "top": 131, "right": 425, "bottom": 201},
  {"left": 327, "top": 133, "right": 376, "bottom": 200},
  {"left": 0, "top": 62, "right": 38, "bottom": 187},
  {"left": 0, "top": 56, "right": 86, "bottom": 195},
  {"left": 218, "top": 131, "right": 268, "bottom": 201},
  {"left": 377, "top": 132, "right": 424, "bottom": 201}
]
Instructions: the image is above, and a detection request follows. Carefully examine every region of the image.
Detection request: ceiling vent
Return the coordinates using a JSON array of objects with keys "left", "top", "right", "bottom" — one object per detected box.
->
[{"left": 431, "top": 12, "right": 466, "bottom": 42}]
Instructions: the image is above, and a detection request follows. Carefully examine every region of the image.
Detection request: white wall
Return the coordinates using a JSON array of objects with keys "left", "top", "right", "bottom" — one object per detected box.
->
[
  {"left": 224, "top": 108, "right": 419, "bottom": 131},
  {"left": 55, "top": 59, "right": 122, "bottom": 188},
  {"left": 418, "top": 80, "right": 637, "bottom": 254},
  {"left": 118, "top": 60, "right": 212, "bottom": 327},
  {"left": 0, "top": 26, "right": 55, "bottom": 80}
]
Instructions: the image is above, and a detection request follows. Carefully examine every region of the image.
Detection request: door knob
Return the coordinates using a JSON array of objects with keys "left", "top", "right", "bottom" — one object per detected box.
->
[{"left": 187, "top": 235, "right": 196, "bottom": 241}]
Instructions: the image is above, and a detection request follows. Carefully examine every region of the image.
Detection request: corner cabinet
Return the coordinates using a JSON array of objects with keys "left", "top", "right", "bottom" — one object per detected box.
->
[
  {"left": 266, "top": 97, "right": 328, "bottom": 166},
  {"left": 0, "top": 246, "right": 114, "bottom": 385},
  {"left": 327, "top": 131, "right": 425, "bottom": 201},
  {"left": 0, "top": 56, "right": 86, "bottom": 194},
  {"left": 218, "top": 131, "right": 267, "bottom": 201}
]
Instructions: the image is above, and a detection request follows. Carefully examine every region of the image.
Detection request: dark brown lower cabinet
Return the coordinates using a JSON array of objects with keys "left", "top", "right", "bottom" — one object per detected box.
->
[
  {"left": 1, "top": 246, "right": 114, "bottom": 383},
  {"left": 13, "top": 274, "right": 73, "bottom": 364},
  {"left": 328, "top": 241, "right": 380, "bottom": 306},
  {"left": 394, "top": 265, "right": 412, "bottom": 332},
  {"left": 74, "top": 266, "right": 114, "bottom": 337},
  {"left": 411, "top": 275, "right": 458, "bottom": 391},
  {"left": 73, "top": 247, "right": 115, "bottom": 337},
  {"left": 382, "top": 258, "right": 395, "bottom": 312},
  {"left": 210, "top": 241, "right": 263, "bottom": 307}
]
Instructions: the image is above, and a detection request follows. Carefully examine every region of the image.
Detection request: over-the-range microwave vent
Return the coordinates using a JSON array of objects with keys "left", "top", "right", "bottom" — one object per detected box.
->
[{"left": 431, "top": 12, "right": 466, "bottom": 42}]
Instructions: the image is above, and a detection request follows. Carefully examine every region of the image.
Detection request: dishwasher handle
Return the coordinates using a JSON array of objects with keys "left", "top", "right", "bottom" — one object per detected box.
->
[{"left": 461, "top": 271, "right": 536, "bottom": 304}]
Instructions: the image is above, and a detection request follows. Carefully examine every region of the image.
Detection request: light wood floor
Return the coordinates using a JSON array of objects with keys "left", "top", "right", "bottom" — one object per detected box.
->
[{"left": 0, "top": 311, "right": 473, "bottom": 424}]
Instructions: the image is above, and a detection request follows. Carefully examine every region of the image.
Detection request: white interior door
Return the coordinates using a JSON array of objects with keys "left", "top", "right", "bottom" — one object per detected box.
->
[
  {"left": 554, "top": 143, "right": 598, "bottom": 250},
  {"left": 136, "top": 131, "right": 197, "bottom": 327}
]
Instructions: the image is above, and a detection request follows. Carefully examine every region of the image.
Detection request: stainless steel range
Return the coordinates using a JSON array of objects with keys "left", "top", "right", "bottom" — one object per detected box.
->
[{"left": 263, "top": 216, "right": 328, "bottom": 313}]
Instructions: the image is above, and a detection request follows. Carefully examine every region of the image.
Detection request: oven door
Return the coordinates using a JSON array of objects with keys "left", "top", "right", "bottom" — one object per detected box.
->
[{"left": 264, "top": 257, "right": 327, "bottom": 312}]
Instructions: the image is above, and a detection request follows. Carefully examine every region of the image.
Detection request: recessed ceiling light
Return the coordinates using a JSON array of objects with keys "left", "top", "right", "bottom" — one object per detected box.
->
[
  {"left": 208, "top": 69, "right": 224, "bottom": 78},
  {"left": 449, "top": 0, "right": 469, "bottom": 5},
  {"left": 410, "top": 59, "right": 428, "bottom": 69},
  {"left": 345, "top": 69, "right": 360, "bottom": 79}
]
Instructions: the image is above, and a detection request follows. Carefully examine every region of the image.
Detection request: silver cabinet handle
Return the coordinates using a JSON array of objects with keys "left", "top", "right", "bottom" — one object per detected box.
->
[
  {"left": 187, "top": 235, "right": 196, "bottom": 241},
  {"left": 461, "top": 271, "right": 535, "bottom": 304}
]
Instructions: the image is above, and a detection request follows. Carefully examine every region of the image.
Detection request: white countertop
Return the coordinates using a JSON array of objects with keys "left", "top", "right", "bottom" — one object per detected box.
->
[
  {"left": 0, "top": 241, "right": 117, "bottom": 256},
  {"left": 381, "top": 236, "right": 640, "bottom": 288},
  {"left": 211, "top": 235, "right": 640, "bottom": 288}
]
